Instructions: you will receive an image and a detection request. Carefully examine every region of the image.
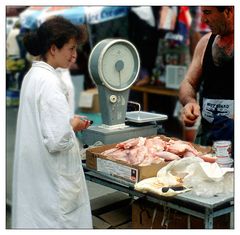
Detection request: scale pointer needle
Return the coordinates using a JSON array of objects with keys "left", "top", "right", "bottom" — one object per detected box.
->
[{"left": 115, "top": 60, "right": 124, "bottom": 88}]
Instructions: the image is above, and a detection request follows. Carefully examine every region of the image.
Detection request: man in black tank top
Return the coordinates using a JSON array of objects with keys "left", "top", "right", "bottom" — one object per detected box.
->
[{"left": 179, "top": 6, "right": 234, "bottom": 150}]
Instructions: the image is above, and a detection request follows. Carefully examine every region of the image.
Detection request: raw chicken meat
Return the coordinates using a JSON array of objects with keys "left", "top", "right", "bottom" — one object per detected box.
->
[
  {"left": 101, "top": 136, "right": 215, "bottom": 166},
  {"left": 116, "top": 137, "right": 145, "bottom": 149},
  {"left": 154, "top": 151, "right": 181, "bottom": 161},
  {"left": 197, "top": 154, "right": 217, "bottom": 163},
  {"left": 165, "top": 140, "right": 199, "bottom": 156}
]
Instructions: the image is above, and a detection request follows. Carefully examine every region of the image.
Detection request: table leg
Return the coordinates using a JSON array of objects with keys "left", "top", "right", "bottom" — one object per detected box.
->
[{"left": 204, "top": 208, "right": 214, "bottom": 229}]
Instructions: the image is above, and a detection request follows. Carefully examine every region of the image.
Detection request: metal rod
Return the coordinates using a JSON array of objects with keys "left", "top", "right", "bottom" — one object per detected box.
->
[{"left": 128, "top": 100, "right": 141, "bottom": 111}]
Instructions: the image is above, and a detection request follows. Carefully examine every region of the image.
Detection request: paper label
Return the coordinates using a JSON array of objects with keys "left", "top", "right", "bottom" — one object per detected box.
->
[{"left": 97, "top": 158, "right": 138, "bottom": 183}]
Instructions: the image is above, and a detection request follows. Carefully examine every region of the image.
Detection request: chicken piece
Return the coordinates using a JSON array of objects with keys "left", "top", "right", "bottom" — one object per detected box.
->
[
  {"left": 145, "top": 137, "right": 166, "bottom": 154},
  {"left": 126, "top": 145, "right": 148, "bottom": 165},
  {"left": 125, "top": 148, "right": 139, "bottom": 164},
  {"left": 165, "top": 140, "right": 199, "bottom": 156},
  {"left": 197, "top": 154, "right": 217, "bottom": 163},
  {"left": 183, "top": 151, "right": 196, "bottom": 158},
  {"left": 116, "top": 137, "right": 146, "bottom": 149},
  {"left": 104, "top": 149, "right": 129, "bottom": 163},
  {"left": 102, "top": 147, "right": 119, "bottom": 155},
  {"left": 139, "top": 154, "right": 164, "bottom": 166},
  {"left": 151, "top": 136, "right": 167, "bottom": 146},
  {"left": 154, "top": 151, "right": 181, "bottom": 161}
]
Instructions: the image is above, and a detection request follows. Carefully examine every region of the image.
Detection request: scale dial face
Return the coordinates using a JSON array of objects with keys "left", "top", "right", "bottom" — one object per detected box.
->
[
  {"left": 99, "top": 41, "right": 139, "bottom": 91},
  {"left": 89, "top": 39, "right": 140, "bottom": 91}
]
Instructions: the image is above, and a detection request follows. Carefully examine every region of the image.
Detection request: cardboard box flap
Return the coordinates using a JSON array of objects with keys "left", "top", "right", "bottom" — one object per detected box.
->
[{"left": 79, "top": 91, "right": 95, "bottom": 108}]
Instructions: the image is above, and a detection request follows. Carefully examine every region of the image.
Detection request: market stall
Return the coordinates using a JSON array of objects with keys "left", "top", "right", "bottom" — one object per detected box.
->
[
  {"left": 6, "top": 6, "right": 234, "bottom": 229},
  {"left": 79, "top": 37, "right": 233, "bottom": 229},
  {"left": 82, "top": 134, "right": 234, "bottom": 229},
  {"left": 84, "top": 167, "right": 233, "bottom": 229}
]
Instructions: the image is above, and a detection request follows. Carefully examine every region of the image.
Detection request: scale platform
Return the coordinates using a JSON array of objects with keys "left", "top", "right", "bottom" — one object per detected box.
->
[
  {"left": 82, "top": 123, "right": 158, "bottom": 146},
  {"left": 82, "top": 111, "right": 168, "bottom": 145},
  {"left": 126, "top": 111, "right": 168, "bottom": 123}
]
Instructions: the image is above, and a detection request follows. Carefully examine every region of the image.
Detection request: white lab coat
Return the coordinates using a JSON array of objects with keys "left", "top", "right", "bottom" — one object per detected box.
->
[
  {"left": 12, "top": 61, "right": 92, "bottom": 228},
  {"left": 56, "top": 68, "right": 75, "bottom": 116}
]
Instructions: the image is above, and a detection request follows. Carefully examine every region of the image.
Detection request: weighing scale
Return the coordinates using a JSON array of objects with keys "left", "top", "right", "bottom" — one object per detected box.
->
[{"left": 82, "top": 39, "right": 167, "bottom": 145}]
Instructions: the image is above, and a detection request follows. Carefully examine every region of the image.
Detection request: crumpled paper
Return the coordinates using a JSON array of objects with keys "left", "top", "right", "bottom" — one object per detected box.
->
[
  {"left": 183, "top": 159, "right": 234, "bottom": 197},
  {"left": 135, "top": 157, "right": 233, "bottom": 197},
  {"left": 134, "top": 177, "right": 190, "bottom": 197}
]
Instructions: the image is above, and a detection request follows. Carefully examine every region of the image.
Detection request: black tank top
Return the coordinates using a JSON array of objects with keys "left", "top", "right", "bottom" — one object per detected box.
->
[{"left": 201, "top": 34, "right": 234, "bottom": 100}]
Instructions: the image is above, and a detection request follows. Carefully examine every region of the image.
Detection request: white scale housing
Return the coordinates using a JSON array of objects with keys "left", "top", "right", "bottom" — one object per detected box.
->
[{"left": 82, "top": 39, "right": 163, "bottom": 145}]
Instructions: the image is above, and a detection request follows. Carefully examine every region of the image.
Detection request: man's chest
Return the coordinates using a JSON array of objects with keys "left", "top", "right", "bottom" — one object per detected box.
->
[{"left": 211, "top": 36, "right": 234, "bottom": 66}]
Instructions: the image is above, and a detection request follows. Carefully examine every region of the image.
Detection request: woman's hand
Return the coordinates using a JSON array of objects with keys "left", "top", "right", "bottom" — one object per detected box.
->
[{"left": 70, "top": 115, "right": 91, "bottom": 132}]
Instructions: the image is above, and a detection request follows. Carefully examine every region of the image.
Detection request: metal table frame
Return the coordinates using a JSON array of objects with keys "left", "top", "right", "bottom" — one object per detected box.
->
[{"left": 84, "top": 167, "right": 234, "bottom": 229}]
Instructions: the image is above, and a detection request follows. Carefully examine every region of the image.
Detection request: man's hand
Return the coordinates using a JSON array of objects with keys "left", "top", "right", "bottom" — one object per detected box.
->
[{"left": 181, "top": 102, "right": 200, "bottom": 127}]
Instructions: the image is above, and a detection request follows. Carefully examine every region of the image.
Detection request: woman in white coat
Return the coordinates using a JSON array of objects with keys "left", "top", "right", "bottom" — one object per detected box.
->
[{"left": 12, "top": 16, "right": 92, "bottom": 229}]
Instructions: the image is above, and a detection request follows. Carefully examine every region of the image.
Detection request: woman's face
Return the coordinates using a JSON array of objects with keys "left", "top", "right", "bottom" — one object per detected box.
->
[{"left": 51, "top": 38, "right": 78, "bottom": 69}]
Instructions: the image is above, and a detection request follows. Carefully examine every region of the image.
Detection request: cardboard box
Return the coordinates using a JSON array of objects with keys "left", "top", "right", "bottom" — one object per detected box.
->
[
  {"left": 86, "top": 143, "right": 168, "bottom": 183},
  {"left": 79, "top": 88, "right": 100, "bottom": 113},
  {"left": 132, "top": 198, "right": 230, "bottom": 229},
  {"left": 99, "top": 204, "right": 131, "bottom": 227},
  {"left": 165, "top": 65, "right": 187, "bottom": 89},
  {"left": 92, "top": 215, "right": 111, "bottom": 229},
  {"left": 86, "top": 135, "right": 212, "bottom": 184}
]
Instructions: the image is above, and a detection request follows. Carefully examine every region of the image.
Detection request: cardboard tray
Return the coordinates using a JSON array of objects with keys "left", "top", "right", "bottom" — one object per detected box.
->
[
  {"left": 86, "top": 143, "right": 168, "bottom": 183},
  {"left": 86, "top": 135, "right": 212, "bottom": 184}
]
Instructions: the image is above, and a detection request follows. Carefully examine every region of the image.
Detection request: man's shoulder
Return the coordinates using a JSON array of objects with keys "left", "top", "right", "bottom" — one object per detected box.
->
[
  {"left": 194, "top": 32, "right": 212, "bottom": 60},
  {"left": 198, "top": 32, "right": 212, "bottom": 48}
]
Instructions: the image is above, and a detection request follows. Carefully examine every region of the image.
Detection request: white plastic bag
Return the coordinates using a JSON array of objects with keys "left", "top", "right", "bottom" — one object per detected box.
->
[{"left": 156, "top": 157, "right": 233, "bottom": 197}]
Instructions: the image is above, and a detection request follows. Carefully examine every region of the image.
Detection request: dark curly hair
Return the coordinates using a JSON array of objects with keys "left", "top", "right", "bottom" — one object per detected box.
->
[
  {"left": 23, "top": 16, "right": 85, "bottom": 57},
  {"left": 215, "top": 6, "right": 233, "bottom": 12}
]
